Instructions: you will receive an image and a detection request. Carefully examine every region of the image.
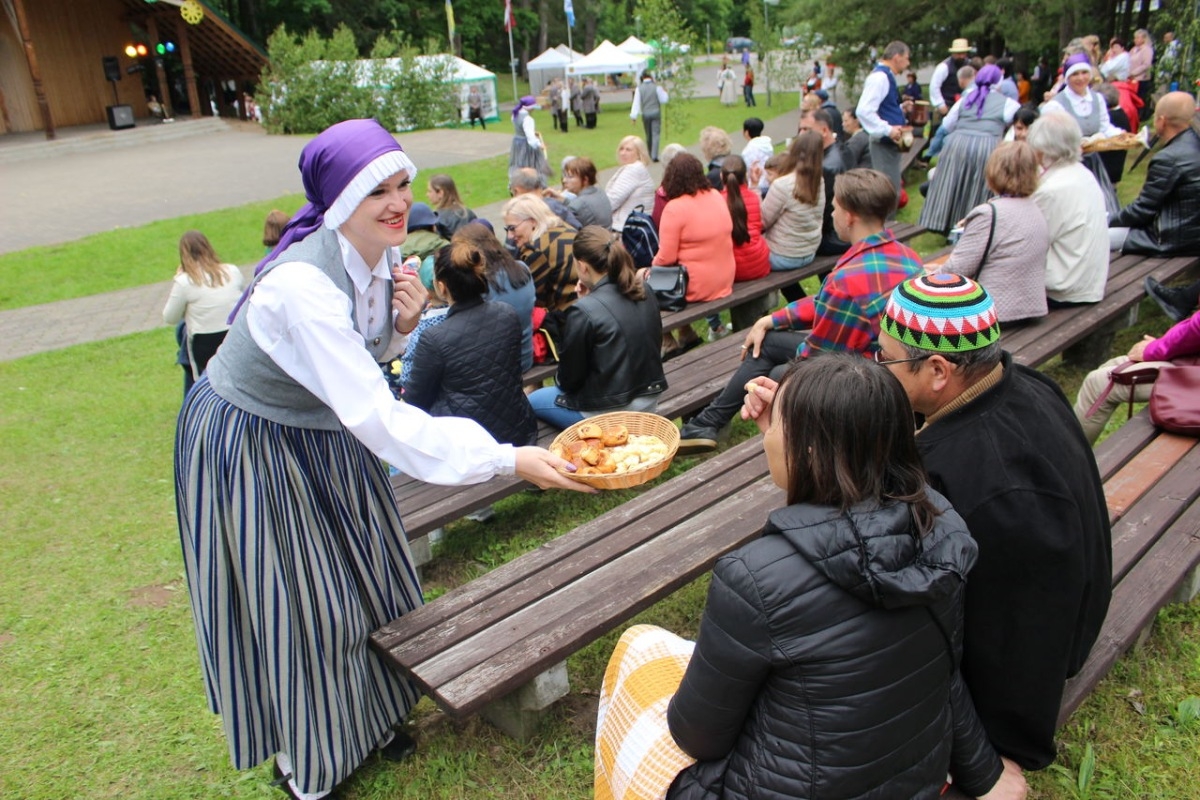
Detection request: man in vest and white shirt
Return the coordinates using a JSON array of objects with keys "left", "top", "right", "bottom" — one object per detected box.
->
[
  {"left": 630, "top": 70, "right": 669, "bottom": 161},
  {"left": 855, "top": 41, "right": 911, "bottom": 205},
  {"left": 922, "top": 38, "right": 971, "bottom": 161}
]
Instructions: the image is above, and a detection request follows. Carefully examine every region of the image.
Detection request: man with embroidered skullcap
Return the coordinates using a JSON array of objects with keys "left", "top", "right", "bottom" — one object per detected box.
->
[{"left": 876, "top": 273, "right": 1112, "bottom": 782}]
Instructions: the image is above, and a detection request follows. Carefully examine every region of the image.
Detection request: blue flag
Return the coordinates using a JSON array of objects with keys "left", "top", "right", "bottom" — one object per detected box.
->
[{"left": 564, "top": 0, "right": 575, "bottom": 27}]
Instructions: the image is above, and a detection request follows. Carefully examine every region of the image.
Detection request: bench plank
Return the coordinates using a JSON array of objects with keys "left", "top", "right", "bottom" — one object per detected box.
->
[
  {"left": 425, "top": 478, "right": 780, "bottom": 715},
  {"left": 1094, "top": 412, "right": 1162, "bottom": 481},
  {"left": 374, "top": 440, "right": 769, "bottom": 663},
  {"left": 1108, "top": 439, "right": 1200, "bottom": 586},
  {"left": 1058, "top": 498, "right": 1200, "bottom": 726},
  {"left": 1104, "top": 433, "right": 1197, "bottom": 521}
]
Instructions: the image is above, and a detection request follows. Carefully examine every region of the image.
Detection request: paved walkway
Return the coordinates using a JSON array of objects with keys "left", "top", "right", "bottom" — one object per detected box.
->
[{"left": 0, "top": 106, "right": 800, "bottom": 362}]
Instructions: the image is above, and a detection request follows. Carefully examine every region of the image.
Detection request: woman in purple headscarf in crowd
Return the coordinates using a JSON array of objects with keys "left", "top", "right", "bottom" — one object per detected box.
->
[
  {"left": 174, "top": 118, "right": 588, "bottom": 800},
  {"left": 1042, "top": 52, "right": 1125, "bottom": 215},
  {"left": 919, "top": 63, "right": 1022, "bottom": 235},
  {"left": 509, "top": 95, "right": 551, "bottom": 180}
]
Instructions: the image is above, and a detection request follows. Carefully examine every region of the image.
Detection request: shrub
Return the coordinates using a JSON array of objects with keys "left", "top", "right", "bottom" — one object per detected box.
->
[{"left": 261, "top": 24, "right": 460, "bottom": 134}]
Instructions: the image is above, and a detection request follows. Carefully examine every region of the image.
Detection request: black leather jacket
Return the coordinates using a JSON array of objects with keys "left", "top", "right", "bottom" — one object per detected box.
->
[
  {"left": 553, "top": 278, "right": 666, "bottom": 411},
  {"left": 1111, "top": 127, "right": 1200, "bottom": 256},
  {"left": 666, "top": 493, "right": 1003, "bottom": 800}
]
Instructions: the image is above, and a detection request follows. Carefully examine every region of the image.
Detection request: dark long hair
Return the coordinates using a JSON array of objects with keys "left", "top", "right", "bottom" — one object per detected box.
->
[
  {"left": 772, "top": 354, "right": 939, "bottom": 535},
  {"left": 661, "top": 153, "right": 714, "bottom": 200},
  {"left": 721, "top": 154, "right": 751, "bottom": 246},
  {"left": 433, "top": 240, "right": 489, "bottom": 304},
  {"left": 451, "top": 222, "right": 531, "bottom": 293},
  {"left": 572, "top": 225, "right": 644, "bottom": 301}
]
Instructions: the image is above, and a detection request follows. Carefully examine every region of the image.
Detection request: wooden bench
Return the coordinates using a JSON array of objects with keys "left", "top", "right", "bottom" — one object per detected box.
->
[{"left": 373, "top": 249, "right": 1200, "bottom": 738}]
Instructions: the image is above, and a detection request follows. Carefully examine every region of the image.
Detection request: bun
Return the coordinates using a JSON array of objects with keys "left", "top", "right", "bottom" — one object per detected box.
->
[
  {"left": 600, "top": 424, "right": 629, "bottom": 447},
  {"left": 577, "top": 422, "right": 604, "bottom": 440}
]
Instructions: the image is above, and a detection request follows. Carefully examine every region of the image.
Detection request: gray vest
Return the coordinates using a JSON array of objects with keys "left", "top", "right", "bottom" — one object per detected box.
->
[
  {"left": 957, "top": 91, "right": 1009, "bottom": 138},
  {"left": 1052, "top": 90, "right": 1103, "bottom": 137},
  {"left": 206, "top": 226, "right": 393, "bottom": 430},
  {"left": 637, "top": 81, "right": 661, "bottom": 119}
]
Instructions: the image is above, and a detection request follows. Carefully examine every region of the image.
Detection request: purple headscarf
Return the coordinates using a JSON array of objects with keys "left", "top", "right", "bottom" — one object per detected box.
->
[
  {"left": 256, "top": 119, "right": 414, "bottom": 273},
  {"left": 963, "top": 64, "right": 1003, "bottom": 118},
  {"left": 231, "top": 119, "right": 416, "bottom": 321},
  {"left": 512, "top": 95, "right": 537, "bottom": 121}
]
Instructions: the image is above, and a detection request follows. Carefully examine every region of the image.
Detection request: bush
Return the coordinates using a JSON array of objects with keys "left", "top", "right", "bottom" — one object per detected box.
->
[{"left": 261, "top": 24, "right": 460, "bottom": 134}]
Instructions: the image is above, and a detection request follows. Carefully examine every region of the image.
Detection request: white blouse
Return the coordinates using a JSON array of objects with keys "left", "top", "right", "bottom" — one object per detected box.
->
[{"left": 244, "top": 230, "right": 516, "bottom": 484}]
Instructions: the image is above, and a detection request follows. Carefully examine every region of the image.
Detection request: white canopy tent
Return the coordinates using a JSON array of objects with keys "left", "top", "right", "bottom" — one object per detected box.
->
[
  {"left": 565, "top": 40, "right": 648, "bottom": 78},
  {"left": 356, "top": 54, "right": 499, "bottom": 128},
  {"left": 617, "top": 36, "right": 655, "bottom": 56},
  {"left": 527, "top": 47, "right": 570, "bottom": 95}
]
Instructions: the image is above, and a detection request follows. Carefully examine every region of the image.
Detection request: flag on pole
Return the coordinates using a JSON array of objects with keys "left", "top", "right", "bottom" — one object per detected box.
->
[
  {"left": 504, "top": 0, "right": 515, "bottom": 32},
  {"left": 446, "top": 0, "right": 456, "bottom": 38},
  {"left": 564, "top": 0, "right": 575, "bottom": 27}
]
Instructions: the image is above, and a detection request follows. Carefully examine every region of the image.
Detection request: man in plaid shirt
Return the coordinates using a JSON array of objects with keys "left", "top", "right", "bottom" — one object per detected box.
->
[{"left": 679, "top": 169, "right": 923, "bottom": 454}]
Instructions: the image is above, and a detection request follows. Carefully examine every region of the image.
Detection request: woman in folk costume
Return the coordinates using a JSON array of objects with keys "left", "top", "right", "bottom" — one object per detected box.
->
[
  {"left": 1042, "top": 52, "right": 1125, "bottom": 215},
  {"left": 919, "top": 64, "right": 1021, "bottom": 235},
  {"left": 509, "top": 95, "right": 552, "bottom": 179},
  {"left": 174, "top": 118, "right": 587, "bottom": 800}
]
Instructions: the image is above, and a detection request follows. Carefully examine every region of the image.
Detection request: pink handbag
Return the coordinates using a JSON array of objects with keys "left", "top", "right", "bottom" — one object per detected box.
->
[{"left": 1148, "top": 365, "right": 1200, "bottom": 436}]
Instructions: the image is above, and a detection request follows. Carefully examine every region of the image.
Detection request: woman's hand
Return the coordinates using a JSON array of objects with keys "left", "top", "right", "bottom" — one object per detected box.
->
[
  {"left": 976, "top": 757, "right": 1028, "bottom": 800},
  {"left": 514, "top": 447, "right": 598, "bottom": 493},
  {"left": 1127, "top": 334, "right": 1156, "bottom": 362},
  {"left": 740, "top": 377, "right": 778, "bottom": 434},
  {"left": 742, "top": 315, "right": 773, "bottom": 359},
  {"left": 392, "top": 271, "right": 428, "bottom": 334}
]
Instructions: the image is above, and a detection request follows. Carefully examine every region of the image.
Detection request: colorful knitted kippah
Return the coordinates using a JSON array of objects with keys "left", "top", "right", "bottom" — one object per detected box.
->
[{"left": 882, "top": 273, "right": 1001, "bottom": 353}]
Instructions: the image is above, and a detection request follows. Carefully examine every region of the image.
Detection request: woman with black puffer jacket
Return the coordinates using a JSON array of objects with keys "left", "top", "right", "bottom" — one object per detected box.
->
[{"left": 595, "top": 354, "right": 1027, "bottom": 800}]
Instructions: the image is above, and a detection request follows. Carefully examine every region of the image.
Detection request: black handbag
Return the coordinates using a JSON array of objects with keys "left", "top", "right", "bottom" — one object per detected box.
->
[{"left": 646, "top": 265, "right": 689, "bottom": 312}]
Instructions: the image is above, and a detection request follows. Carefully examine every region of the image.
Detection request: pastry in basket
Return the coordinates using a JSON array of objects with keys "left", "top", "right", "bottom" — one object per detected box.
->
[
  {"left": 577, "top": 422, "right": 604, "bottom": 440},
  {"left": 600, "top": 424, "right": 629, "bottom": 447},
  {"left": 579, "top": 442, "right": 603, "bottom": 466}
]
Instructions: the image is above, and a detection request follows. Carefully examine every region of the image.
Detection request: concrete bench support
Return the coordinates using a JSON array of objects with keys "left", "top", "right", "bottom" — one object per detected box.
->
[{"left": 479, "top": 662, "right": 570, "bottom": 741}]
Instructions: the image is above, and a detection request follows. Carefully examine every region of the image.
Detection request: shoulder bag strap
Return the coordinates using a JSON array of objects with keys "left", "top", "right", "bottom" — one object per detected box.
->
[{"left": 976, "top": 201, "right": 997, "bottom": 277}]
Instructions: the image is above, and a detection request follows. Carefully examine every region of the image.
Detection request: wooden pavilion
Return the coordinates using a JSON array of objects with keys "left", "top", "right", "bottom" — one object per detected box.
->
[{"left": 1, "top": 0, "right": 267, "bottom": 138}]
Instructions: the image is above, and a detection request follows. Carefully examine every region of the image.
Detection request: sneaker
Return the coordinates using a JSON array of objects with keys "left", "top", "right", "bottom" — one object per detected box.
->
[
  {"left": 707, "top": 324, "right": 731, "bottom": 342},
  {"left": 1144, "top": 277, "right": 1193, "bottom": 323},
  {"left": 677, "top": 422, "right": 719, "bottom": 455}
]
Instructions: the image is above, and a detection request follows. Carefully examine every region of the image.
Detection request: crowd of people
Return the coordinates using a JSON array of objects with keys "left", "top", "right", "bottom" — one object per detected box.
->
[{"left": 165, "top": 35, "right": 1200, "bottom": 797}]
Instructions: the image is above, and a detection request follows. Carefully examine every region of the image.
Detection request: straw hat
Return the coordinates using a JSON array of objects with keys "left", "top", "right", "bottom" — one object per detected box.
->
[{"left": 948, "top": 38, "right": 972, "bottom": 54}]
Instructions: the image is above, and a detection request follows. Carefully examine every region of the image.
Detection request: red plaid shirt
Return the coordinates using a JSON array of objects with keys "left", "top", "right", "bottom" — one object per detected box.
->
[{"left": 769, "top": 230, "right": 924, "bottom": 358}]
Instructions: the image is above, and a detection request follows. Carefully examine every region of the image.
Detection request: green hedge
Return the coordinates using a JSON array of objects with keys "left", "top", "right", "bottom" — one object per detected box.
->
[{"left": 261, "top": 25, "right": 460, "bottom": 134}]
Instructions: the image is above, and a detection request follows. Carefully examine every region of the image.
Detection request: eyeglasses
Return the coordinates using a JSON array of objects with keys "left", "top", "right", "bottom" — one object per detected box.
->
[
  {"left": 873, "top": 349, "right": 932, "bottom": 367},
  {"left": 503, "top": 221, "right": 525, "bottom": 234}
]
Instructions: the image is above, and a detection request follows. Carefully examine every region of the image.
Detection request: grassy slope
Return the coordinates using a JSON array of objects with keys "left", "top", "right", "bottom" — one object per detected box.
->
[{"left": 1, "top": 140, "right": 1197, "bottom": 799}]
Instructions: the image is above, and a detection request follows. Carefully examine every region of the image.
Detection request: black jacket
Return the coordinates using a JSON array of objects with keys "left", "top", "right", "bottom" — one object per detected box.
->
[
  {"left": 404, "top": 298, "right": 537, "bottom": 446},
  {"left": 666, "top": 493, "right": 1003, "bottom": 800},
  {"left": 818, "top": 143, "right": 851, "bottom": 256},
  {"left": 917, "top": 354, "right": 1113, "bottom": 769},
  {"left": 554, "top": 278, "right": 666, "bottom": 411},
  {"left": 1110, "top": 126, "right": 1200, "bottom": 256}
]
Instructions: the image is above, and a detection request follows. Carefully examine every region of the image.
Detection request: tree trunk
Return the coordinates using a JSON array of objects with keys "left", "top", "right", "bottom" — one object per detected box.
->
[{"left": 537, "top": 0, "right": 549, "bottom": 54}]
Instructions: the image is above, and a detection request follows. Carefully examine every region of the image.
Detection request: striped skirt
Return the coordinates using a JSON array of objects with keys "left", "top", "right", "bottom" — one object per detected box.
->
[
  {"left": 919, "top": 129, "right": 1000, "bottom": 235},
  {"left": 174, "top": 379, "right": 423, "bottom": 796}
]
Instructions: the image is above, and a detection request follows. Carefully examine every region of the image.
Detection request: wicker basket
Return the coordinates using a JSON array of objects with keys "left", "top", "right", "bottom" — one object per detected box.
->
[
  {"left": 1082, "top": 133, "right": 1142, "bottom": 153},
  {"left": 550, "top": 411, "right": 681, "bottom": 490}
]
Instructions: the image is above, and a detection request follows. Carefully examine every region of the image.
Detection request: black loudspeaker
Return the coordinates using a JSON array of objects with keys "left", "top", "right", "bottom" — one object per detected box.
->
[
  {"left": 106, "top": 104, "right": 135, "bottom": 130},
  {"left": 102, "top": 56, "right": 121, "bottom": 82}
]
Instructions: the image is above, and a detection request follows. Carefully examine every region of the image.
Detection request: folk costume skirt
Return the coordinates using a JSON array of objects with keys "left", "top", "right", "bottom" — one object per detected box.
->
[
  {"left": 174, "top": 378, "right": 423, "bottom": 796},
  {"left": 919, "top": 129, "right": 999, "bottom": 235}
]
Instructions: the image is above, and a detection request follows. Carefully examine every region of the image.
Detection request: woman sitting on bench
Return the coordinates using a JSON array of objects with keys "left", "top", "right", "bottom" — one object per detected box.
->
[{"left": 595, "top": 354, "right": 1025, "bottom": 800}]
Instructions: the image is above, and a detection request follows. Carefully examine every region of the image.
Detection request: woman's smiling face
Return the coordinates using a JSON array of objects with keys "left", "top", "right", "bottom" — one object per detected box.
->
[{"left": 339, "top": 170, "right": 413, "bottom": 263}]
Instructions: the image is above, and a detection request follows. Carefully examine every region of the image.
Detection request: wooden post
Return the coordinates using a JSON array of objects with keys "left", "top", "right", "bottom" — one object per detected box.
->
[
  {"left": 145, "top": 15, "right": 172, "bottom": 118},
  {"left": 11, "top": 0, "right": 54, "bottom": 139},
  {"left": 0, "top": 83, "right": 12, "bottom": 133},
  {"left": 177, "top": 22, "right": 202, "bottom": 118}
]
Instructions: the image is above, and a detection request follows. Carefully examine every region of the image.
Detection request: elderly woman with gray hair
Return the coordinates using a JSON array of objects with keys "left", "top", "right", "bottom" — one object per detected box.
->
[{"left": 1027, "top": 112, "right": 1110, "bottom": 307}]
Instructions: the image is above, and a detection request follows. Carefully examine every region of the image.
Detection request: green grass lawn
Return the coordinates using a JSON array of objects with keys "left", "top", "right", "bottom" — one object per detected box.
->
[{"left": 1, "top": 130, "right": 1198, "bottom": 798}]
